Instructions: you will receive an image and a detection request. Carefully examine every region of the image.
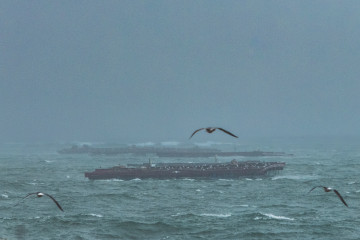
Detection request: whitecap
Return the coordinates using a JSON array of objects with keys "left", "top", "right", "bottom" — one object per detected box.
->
[
  {"left": 182, "top": 178, "right": 195, "bottom": 181},
  {"left": 111, "top": 179, "right": 124, "bottom": 182},
  {"left": 271, "top": 175, "right": 318, "bottom": 181},
  {"left": 88, "top": 213, "right": 103, "bottom": 218},
  {"left": 261, "top": 213, "right": 294, "bottom": 221},
  {"left": 131, "top": 178, "right": 141, "bottom": 181},
  {"left": 45, "top": 160, "right": 54, "bottom": 163},
  {"left": 1, "top": 194, "right": 8, "bottom": 198},
  {"left": 171, "top": 212, "right": 186, "bottom": 217},
  {"left": 200, "top": 213, "right": 231, "bottom": 218}
]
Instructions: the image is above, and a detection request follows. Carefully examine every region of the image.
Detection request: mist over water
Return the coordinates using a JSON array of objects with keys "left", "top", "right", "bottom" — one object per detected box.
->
[
  {"left": 1, "top": 138, "right": 360, "bottom": 239},
  {"left": 2, "top": 1, "right": 360, "bottom": 238}
]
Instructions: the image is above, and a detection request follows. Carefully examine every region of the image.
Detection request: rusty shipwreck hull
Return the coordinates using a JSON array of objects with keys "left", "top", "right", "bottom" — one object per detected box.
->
[{"left": 84, "top": 160, "right": 286, "bottom": 180}]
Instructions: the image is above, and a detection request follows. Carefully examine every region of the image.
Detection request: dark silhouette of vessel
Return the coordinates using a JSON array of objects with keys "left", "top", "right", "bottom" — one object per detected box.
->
[{"left": 84, "top": 160, "right": 286, "bottom": 180}]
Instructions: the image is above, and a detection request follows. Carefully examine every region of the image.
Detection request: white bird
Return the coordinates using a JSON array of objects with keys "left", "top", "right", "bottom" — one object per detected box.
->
[
  {"left": 189, "top": 127, "right": 238, "bottom": 139},
  {"left": 16, "top": 192, "right": 64, "bottom": 211},
  {"left": 308, "top": 186, "right": 348, "bottom": 207}
]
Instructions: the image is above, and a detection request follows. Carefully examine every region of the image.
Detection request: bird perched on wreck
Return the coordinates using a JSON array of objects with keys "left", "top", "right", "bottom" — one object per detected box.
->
[
  {"left": 308, "top": 186, "right": 348, "bottom": 207},
  {"left": 16, "top": 192, "right": 64, "bottom": 211},
  {"left": 189, "top": 127, "right": 238, "bottom": 139}
]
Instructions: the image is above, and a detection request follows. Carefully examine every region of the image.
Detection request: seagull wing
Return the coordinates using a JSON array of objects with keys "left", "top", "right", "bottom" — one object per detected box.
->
[
  {"left": 43, "top": 193, "right": 64, "bottom": 211},
  {"left": 189, "top": 128, "right": 205, "bottom": 139},
  {"left": 307, "top": 186, "right": 324, "bottom": 194},
  {"left": 14, "top": 192, "right": 39, "bottom": 207},
  {"left": 217, "top": 128, "right": 238, "bottom": 138},
  {"left": 333, "top": 190, "right": 348, "bottom": 207},
  {"left": 22, "top": 192, "right": 40, "bottom": 199}
]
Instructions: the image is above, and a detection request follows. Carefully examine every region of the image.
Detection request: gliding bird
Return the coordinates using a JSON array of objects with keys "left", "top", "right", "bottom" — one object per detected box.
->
[
  {"left": 308, "top": 186, "right": 348, "bottom": 207},
  {"left": 16, "top": 192, "right": 64, "bottom": 211},
  {"left": 189, "top": 127, "right": 238, "bottom": 139}
]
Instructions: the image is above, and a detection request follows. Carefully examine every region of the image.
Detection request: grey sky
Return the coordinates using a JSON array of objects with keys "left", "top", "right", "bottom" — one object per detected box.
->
[{"left": 1, "top": 1, "right": 360, "bottom": 143}]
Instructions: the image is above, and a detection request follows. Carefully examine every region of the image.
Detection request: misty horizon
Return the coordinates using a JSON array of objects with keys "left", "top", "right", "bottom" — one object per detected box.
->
[{"left": 1, "top": 1, "right": 359, "bottom": 143}]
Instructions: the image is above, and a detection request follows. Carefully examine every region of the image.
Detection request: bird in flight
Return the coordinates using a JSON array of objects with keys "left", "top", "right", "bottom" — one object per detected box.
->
[
  {"left": 189, "top": 127, "right": 238, "bottom": 139},
  {"left": 16, "top": 192, "right": 64, "bottom": 211},
  {"left": 308, "top": 186, "right": 348, "bottom": 207}
]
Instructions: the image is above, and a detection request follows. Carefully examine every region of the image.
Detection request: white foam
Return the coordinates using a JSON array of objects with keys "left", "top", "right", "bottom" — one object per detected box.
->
[
  {"left": 171, "top": 212, "right": 185, "bottom": 217},
  {"left": 171, "top": 212, "right": 231, "bottom": 218},
  {"left": 182, "top": 178, "right": 195, "bottom": 181},
  {"left": 88, "top": 213, "right": 103, "bottom": 218},
  {"left": 271, "top": 175, "right": 318, "bottom": 180},
  {"left": 219, "top": 179, "right": 233, "bottom": 181},
  {"left": 261, "top": 213, "right": 294, "bottom": 221},
  {"left": 112, "top": 179, "right": 124, "bottom": 182},
  {"left": 200, "top": 213, "right": 231, "bottom": 218},
  {"left": 1, "top": 194, "right": 8, "bottom": 198}
]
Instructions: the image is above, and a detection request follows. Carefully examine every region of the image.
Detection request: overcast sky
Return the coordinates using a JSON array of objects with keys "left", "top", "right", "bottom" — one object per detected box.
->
[{"left": 1, "top": 1, "right": 360, "bottom": 143}]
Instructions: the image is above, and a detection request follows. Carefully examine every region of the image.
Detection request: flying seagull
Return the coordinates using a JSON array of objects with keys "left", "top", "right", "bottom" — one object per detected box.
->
[
  {"left": 308, "top": 186, "right": 348, "bottom": 207},
  {"left": 16, "top": 192, "right": 64, "bottom": 211},
  {"left": 189, "top": 127, "right": 238, "bottom": 139}
]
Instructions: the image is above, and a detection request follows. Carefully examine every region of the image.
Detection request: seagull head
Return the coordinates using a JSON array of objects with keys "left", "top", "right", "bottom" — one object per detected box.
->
[
  {"left": 206, "top": 128, "right": 216, "bottom": 133},
  {"left": 37, "top": 192, "right": 44, "bottom": 197}
]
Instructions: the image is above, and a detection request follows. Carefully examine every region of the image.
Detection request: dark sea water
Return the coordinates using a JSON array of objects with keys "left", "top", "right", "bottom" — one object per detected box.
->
[{"left": 1, "top": 138, "right": 360, "bottom": 240}]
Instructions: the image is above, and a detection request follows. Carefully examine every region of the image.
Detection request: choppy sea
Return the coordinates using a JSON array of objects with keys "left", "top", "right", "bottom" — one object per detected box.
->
[{"left": 1, "top": 137, "right": 360, "bottom": 240}]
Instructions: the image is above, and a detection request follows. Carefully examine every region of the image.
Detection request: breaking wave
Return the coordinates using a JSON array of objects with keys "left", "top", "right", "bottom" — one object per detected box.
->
[
  {"left": 271, "top": 175, "right": 319, "bottom": 181},
  {"left": 256, "top": 213, "right": 295, "bottom": 221},
  {"left": 199, "top": 213, "right": 232, "bottom": 218}
]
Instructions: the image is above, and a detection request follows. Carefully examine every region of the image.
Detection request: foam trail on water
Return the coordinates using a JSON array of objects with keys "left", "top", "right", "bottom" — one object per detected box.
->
[
  {"left": 257, "top": 213, "right": 294, "bottom": 221},
  {"left": 271, "top": 175, "right": 318, "bottom": 180},
  {"left": 200, "top": 213, "right": 231, "bottom": 218}
]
